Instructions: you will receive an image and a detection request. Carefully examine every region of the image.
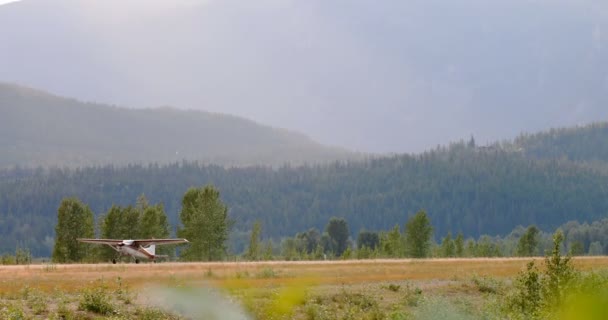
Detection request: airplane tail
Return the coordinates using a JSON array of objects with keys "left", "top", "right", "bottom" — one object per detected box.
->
[
  {"left": 145, "top": 244, "right": 156, "bottom": 256},
  {"left": 143, "top": 245, "right": 169, "bottom": 260}
]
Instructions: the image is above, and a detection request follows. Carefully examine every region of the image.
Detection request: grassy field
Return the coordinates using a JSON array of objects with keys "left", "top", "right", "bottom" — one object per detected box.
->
[{"left": 1, "top": 257, "right": 607, "bottom": 319}]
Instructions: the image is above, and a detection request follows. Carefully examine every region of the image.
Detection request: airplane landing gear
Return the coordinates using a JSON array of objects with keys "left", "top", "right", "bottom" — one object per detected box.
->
[
  {"left": 112, "top": 259, "right": 117, "bottom": 264},
  {"left": 135, "top": 259, "right": 140, "bottom": 264}
]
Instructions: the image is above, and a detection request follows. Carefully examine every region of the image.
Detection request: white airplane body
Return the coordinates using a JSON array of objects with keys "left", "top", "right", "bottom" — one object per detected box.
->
[{"left": 78, "top": 238, "right": 188, "bottom": 263}]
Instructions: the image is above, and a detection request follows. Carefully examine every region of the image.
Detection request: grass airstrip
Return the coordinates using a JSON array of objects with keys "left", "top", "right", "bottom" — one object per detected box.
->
[{"left": 1, "top": 257, "right": 607, "bottom": 319}]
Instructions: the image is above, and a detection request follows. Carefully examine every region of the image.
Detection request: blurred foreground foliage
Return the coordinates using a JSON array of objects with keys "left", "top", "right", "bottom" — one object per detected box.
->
[{"left": 503, "top": 231, "right": 608, "bottom": 320}]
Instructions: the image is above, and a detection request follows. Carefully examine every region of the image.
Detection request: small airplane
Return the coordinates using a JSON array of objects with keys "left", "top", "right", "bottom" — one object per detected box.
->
[{"left": 78, "top": 238, "right": 189, "bottom": 264}]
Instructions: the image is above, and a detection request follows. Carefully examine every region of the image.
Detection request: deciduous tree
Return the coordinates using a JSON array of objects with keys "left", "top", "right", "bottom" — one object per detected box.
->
[
  {"left": 52, "top": 198, "right": 94, "bottom": 263},
  {"left": 357, "top": 231, "right": 380, "bottom": 251},
  {"left": 404, "top": 210, "right": 433, "bottom": 258},
  {"left": 517, "top": 225, "right": 540, "bottom": 257},
  {"left": 441, "top": 232, "right": 455, "bottom": 257},
  {"left": 178, "top": 185, "right": 233, "bottom": 261},
  {"left": 325, "top": 217, "right": 350, "bottom": 256},
  {"left": 381, "top": 225, "right": 403, "bottom": 257},
  {"left": 246, "top": 220, "right": 262, "bottom": 260},
  {"left": 454, "top": 232, "right": 464, "bottom": 257}
]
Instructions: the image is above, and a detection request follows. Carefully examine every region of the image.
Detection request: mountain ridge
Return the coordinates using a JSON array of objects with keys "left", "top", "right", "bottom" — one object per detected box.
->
[{"left": 0, "top": 82, "right": 356, "bottom": 168}]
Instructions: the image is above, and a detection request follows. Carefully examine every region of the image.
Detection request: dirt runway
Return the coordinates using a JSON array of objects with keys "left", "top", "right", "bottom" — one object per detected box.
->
[{"left": 0, "top": 256, "right": 606, "bottom": 294}]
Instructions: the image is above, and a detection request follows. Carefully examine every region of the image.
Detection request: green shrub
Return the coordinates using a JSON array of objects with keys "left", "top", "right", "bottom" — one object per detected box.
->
[
  {"left": 388, "top": 310, "right": 410, "bottom": 320},
  {"left": 0, "top": 302, "right": 26, "bottom": 320},
  {"left": 256, "top": 267, "right": 277, "bottom": 279},
  {"left": 303, "top": 291, "right": 383, "bottom": 320},
  {"left": 135, "top": 307, "right": 177, "bottom": 320},
  {"left": 54, "top": 301, "right": 74, "bottom": 320},
  {"left": 541, "top": 231, "right": 577, "bottom": 308},
  {"left": 414, "top": 297, "right": 474, "bottom": 320},
  {"left": 114, "top": 277, "right": 134, "bottom": 305},
  {"left": 471, "top": 275, "right": 503, "bottom": 294},
  {"left": 504, "top": 261, "right": 541, "bottom": 319},
  {"left": 26, "top": 292, "right": 48, "bottom": 315},
  {"left": 1, "top": 254, "right": 16, "bottom": 265},
  {"left": 401, "top": 283, "right": 423, "bottom": 307},
  {"left": 387, "top": 284, "right": 401, "bottom": 292},
  {"left": 503, "top": 231, "right": 578, "bottom": 319},
  {"left": 79, "top": 284, "right": 115, "bottom": 315},
  {"left": 305, "top": 303, "right": 331, "bottom": 320}
]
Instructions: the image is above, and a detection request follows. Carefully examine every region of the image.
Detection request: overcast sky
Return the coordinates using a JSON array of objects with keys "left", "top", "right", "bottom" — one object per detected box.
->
[
  {"left": 0, "top": 0, "right": 18, "bottom": 5},
  {"left": 1, "top": 0, "right": 607, "bottom": 153}
]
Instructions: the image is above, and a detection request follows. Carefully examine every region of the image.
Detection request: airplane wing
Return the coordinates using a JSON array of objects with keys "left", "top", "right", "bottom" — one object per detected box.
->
[
  {"left": 132, "top": 239, "right": 189, "bottom": 247},
  {"left": 77, "top": 239, "right": 124, "bottom": 245}
]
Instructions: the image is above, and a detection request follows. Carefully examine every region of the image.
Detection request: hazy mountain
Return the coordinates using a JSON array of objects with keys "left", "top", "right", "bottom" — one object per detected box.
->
[
  {"left": 1, "top": 0, "right": 607, "bottom": 153},
  {"left": 0, "top": 83, "right": 353, "bottom": 167}
]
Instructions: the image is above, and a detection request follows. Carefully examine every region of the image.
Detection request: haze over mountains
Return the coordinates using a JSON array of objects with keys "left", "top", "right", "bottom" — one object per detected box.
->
[
  {"left": 0, "top": 83, "right": 352, "bottom": 168},
  {"left": 1, "top": 0, "right": 607, "bottom": 153}
]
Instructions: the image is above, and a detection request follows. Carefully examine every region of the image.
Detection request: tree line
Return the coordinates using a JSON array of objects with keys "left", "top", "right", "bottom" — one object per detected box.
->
[
  {"left": 2, "top": 141, "right": 608, "bottom": 257},
  {"left": 244, "top": 217, "right": 608, "bottom": 262},
  {"left": 50, "top": 185, "right": 233, "bottom": 263},
  {"left": 2, "top": 184, "right": 606, "bottom": 264},
  {"left": 514, "top": 122, "right": 608, "bottom": 165}
]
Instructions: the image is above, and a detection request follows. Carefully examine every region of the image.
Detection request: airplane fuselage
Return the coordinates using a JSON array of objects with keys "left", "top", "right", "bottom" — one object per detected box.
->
[{"left": 118, "top": 244, "right": 154, "bottom": 260}]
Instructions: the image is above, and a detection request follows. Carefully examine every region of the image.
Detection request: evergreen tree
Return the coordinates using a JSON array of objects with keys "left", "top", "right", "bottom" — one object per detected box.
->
[
  {"left": 52, "top": 198, "right": 94, "bottom": 263},
  {"left": 178, "top": 185, "right": 233, "bottom": 261},
  {"left": 404, "top": 210, "right": 433, "bottom": 258},
  {"left": 136, "top": 194, "right": 149, "bottom": 212}
]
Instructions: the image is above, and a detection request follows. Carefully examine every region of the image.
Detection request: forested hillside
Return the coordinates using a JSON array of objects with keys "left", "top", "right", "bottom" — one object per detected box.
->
[
  {"left": 0, "top": 83, "right": 353, "bottom": 168},
  {"left": 2, "top": 143, "right": 608, "bottom": 256},
  {"left": 515, "top": 122, "right": 608, "bottom": 164}
]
